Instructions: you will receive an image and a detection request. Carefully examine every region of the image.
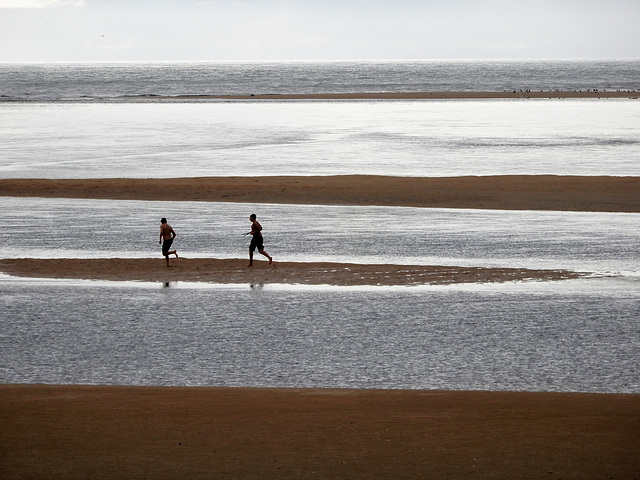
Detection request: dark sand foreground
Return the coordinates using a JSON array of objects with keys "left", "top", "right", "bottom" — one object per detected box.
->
[
  {"left": 1, "top": 385, "right": 638, "bottom": 480},
  {"left": 2, "top": 175, "right": 639, "bottom": 212},
  {"left": 0, "top": 258, "right": 586, "bottom": 286}
]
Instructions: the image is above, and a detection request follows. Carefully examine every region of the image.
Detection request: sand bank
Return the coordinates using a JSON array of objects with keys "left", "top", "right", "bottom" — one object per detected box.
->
[
  {"left": 0, "top": 258, "right": 585, "bottom": 286},
  {"left": 2, "top": 175, "right": 639, "bottom": 212},
  {"left": 136, "top": 90, "right": 640, "bottom": 101},
  {"left": 1, "top": 384, "right": 638, "bottom": 480}
]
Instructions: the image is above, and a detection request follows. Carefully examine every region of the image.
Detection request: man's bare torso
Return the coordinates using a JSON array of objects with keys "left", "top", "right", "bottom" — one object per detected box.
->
[{"left": 160, "top": 223, "right": 175, "bottom": 240}]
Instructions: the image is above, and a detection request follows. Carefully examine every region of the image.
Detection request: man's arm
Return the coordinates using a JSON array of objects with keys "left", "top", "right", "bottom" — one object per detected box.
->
[{"left": 250, "top": 221, "right": 262, "bottom": 235}]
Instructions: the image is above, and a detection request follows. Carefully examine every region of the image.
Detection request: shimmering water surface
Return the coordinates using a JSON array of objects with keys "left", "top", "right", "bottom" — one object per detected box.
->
[
  {"left": 1, "top": 60, "right": 638, "bottom": 392},
  {"left": 1, "top": 100, "right": 639, "bottom": 178},
  {"left": 1, "top": 197, "right": 639, "bottom": 392},
  {"left": 1, "top": 197, "right": 639, "bottom": 274},
  {"left": 1, "top": 275, "right": 638, "bottom": 392},
  {"left": 2, "top": 60, "right": 639, "bottom": 101}
]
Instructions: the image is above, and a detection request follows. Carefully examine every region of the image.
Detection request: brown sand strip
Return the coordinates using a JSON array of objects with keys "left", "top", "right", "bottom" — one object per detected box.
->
[
  {"left": 138, "top": 90, "right": 640, "bottom": 100},
  {"left": 1, "top": 385, "right": 638, "bottom": 480},
  {"left": 1, "top": 175, "right": 639, "bottom": 212},
  {"left": 0, "top": 258, "right": 585, "bottom": 286}
]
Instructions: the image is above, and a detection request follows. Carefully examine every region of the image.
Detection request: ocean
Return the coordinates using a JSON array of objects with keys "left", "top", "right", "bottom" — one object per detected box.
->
[
  {"left": 1, "top": 275, "right": 638, "bottom": 392},
  {"left": 1, "top": 60, "right": 639, "bottom": 179},
  {"left": 0, "top": 60, "right": 639, "bottom": 392},
  {"left": 2, "top": 59, "right": 640, "bottom": 101},
  {"left": 2, "top": 100, "right": 640, "bottom": 179}
]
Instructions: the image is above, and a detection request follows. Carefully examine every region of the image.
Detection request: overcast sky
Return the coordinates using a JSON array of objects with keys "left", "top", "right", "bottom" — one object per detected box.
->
[{"left": 1, "top": 0, "right": 638, "bottom": 62}]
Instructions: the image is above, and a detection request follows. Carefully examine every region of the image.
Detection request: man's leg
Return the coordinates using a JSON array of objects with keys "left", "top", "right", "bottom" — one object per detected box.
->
[
  {"left": 259, "top": 249, "right": 273, "bottom": 264},
  {"left": 162, "top": 239, "right": 175, "bottom": 266}
]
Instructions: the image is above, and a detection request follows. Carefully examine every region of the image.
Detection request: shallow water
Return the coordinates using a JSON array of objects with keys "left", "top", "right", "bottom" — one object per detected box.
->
[
  {"left": 1, "top": 197, "right": 638, "bottom": 275},
  {"left": 1, "top": 100, "right": 639, "bottom": 178},
  {"left": 0, "top": 275, "right": 638, "bottom": 393},
  {"left": 2, "top": 59, "right": 638, "bottom": 393},
  {"left": 1, "top": 196, "right": 638, "bottom": 393}
]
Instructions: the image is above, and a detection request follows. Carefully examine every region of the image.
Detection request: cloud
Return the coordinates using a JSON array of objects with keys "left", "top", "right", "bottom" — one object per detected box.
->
[
  {"left": 1, "top": 0, "right": 638, "bottom": 61},
  {"left": 0, "top": 0, "right": 85, "bottom": 8}
]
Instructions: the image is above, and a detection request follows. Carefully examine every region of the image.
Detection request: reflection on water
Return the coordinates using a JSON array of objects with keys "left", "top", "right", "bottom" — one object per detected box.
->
[
  {"left": 1, "top": 101, "right": 639, "bottom": 178},
  {"left": 1, "top": 196, "right": 638, "bottom": 393},
  {"left": 1, "top": 198, "right": 639, "bottom": 275},
  {"left": 1, "top": 276, "right": 638, "bottom": 393}
]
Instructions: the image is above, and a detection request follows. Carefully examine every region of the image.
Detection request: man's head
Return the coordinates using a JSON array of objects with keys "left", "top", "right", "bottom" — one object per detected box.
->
[
  {"left": 249, "top": 214, "right": 257, "bottom": 221},
  {"left": 161, "top": 217, "right": 167, "bottom": 224}
]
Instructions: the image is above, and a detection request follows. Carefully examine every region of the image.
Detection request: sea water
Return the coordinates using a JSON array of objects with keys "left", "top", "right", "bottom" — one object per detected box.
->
[
  {"left": 1, "top": 197, "right": 638, "bottom": 274},
  {"left": 2, "top": 60, "right": 639, "bottom": 179},
  {"left": 1, "top": 275, "right": 638, "bottom": 392},
  {"left": 1, "top": 59, "right": 639, "bottom": 101},
  {"left": 1, "top": 197, "right": 639, "bottom": 392},
  {"left": 1, "top": 60, "right": 639, "bottom": 392},
  {"left": 1, "top": 100, "right": 639, "bottom": 178}
]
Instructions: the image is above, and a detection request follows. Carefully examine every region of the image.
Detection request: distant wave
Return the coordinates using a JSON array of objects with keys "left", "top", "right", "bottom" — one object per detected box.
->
[{"left": 1, "top": 59, "right": 639, "bottom": 103}]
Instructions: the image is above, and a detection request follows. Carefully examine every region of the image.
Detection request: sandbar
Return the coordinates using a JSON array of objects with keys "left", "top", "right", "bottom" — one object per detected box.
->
[
  {"left": 2, "top": 175, "right": 639, "bottom": 212},
  {"left": 132, "top": 90, "right": 640, "bottom": 100},
  {"left": 1, "top": 384, "right": 638, "bottom": 479},
  {"left": 0, "top": 258, "right": 586, "bottom": 286}
]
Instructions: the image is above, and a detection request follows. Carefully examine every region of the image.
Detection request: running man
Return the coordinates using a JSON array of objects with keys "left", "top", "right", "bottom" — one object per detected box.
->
[
  {"left": 246, "top": 213, "right": 272, "bottom": 267},
  {"left": 159, "top": 217, "right": 178, "bottom": 267}
]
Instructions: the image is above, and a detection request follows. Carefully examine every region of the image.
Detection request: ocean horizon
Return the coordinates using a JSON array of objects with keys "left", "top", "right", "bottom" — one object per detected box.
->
[
  {"left": 1, "top": 59, "right": 639, "bottom": 102},
  {"left": 1, "top": 58, "right": 638, "bottom": 393}
]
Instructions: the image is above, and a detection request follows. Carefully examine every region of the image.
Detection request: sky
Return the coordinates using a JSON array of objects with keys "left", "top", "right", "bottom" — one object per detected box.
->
[{"left": 0, "top": 0, "right": 639, "bottom": 62}]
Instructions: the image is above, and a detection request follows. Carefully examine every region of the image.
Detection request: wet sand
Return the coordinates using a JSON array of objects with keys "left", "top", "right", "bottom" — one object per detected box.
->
[
  {"left": 2, "top": 175, "right": 639, "bottom": 212},
  {"left": 1, "top": 385, "right": 638, "bottom": 480},
  {"left": 0, "top": 258, "right": 586, "bottom": 286}
]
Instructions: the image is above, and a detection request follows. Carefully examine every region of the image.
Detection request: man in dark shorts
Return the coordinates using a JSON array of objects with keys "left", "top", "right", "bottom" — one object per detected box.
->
[
  {"left": 159, "top": 217, "right": 178, "bottom": 267},
  {"left": 247, "top": 213, "right": 273, "bottom": 267}
]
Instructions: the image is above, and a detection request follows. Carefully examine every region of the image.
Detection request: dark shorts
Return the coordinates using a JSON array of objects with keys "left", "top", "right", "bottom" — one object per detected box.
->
[
  {"left": 162, "top": 238, "right": 174, "bottom": 255},
  {"left": 249, "top": 234, "right": 264, "bottom": 252}
]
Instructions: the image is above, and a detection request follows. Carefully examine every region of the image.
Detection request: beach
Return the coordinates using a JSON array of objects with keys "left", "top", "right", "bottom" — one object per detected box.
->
[
  {"left": 2, "top": 173, "right": 638, "bottom": 478},
  {"left": 0, "top": 258, "right": 585, "bottom": 286},
  {"left": 2, "top": 174, "right": 633, "bottom": 284},
  {"left": 0, "top": 174, "right": 631, "bottom": 284},
  {"left": 1, "top": 384, "right": 638, "bottom": 479},
  {"left": 2, "top": 56, "right": 640, "bottom": 478},
  {"left": 2, "top": 175, "right": 639, "bottom": 212}
]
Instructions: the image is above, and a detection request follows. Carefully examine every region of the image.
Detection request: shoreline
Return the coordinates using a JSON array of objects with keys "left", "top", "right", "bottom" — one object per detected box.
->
[
  {"left": 2, "top": 175, "right": 639, "bottom": 212},
  {"left": 0, "top": 258, "right": 587, "bottom": 286},
  {"left": 1, "top": 384, "right": 638, "bottom": 479},
  {"left": 130, "top": 90, "right": 640, "bottom": 101}
]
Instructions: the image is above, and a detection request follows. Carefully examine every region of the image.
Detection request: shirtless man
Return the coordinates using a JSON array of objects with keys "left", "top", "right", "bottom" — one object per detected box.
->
[
  {"left": 159, "top": 217, "right": 178, "bottom": 267},
  {"left": 246, "top": 213, "right": 272, "bottom": 267}
]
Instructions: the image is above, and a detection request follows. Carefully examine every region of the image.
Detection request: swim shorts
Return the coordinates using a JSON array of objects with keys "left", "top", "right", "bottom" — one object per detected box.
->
[
  {"left": 249, "top": 234, "right": 264, "bottom": 251},
  {"left": 162, "top": 238, "right": 174, "bottom": 255}
]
